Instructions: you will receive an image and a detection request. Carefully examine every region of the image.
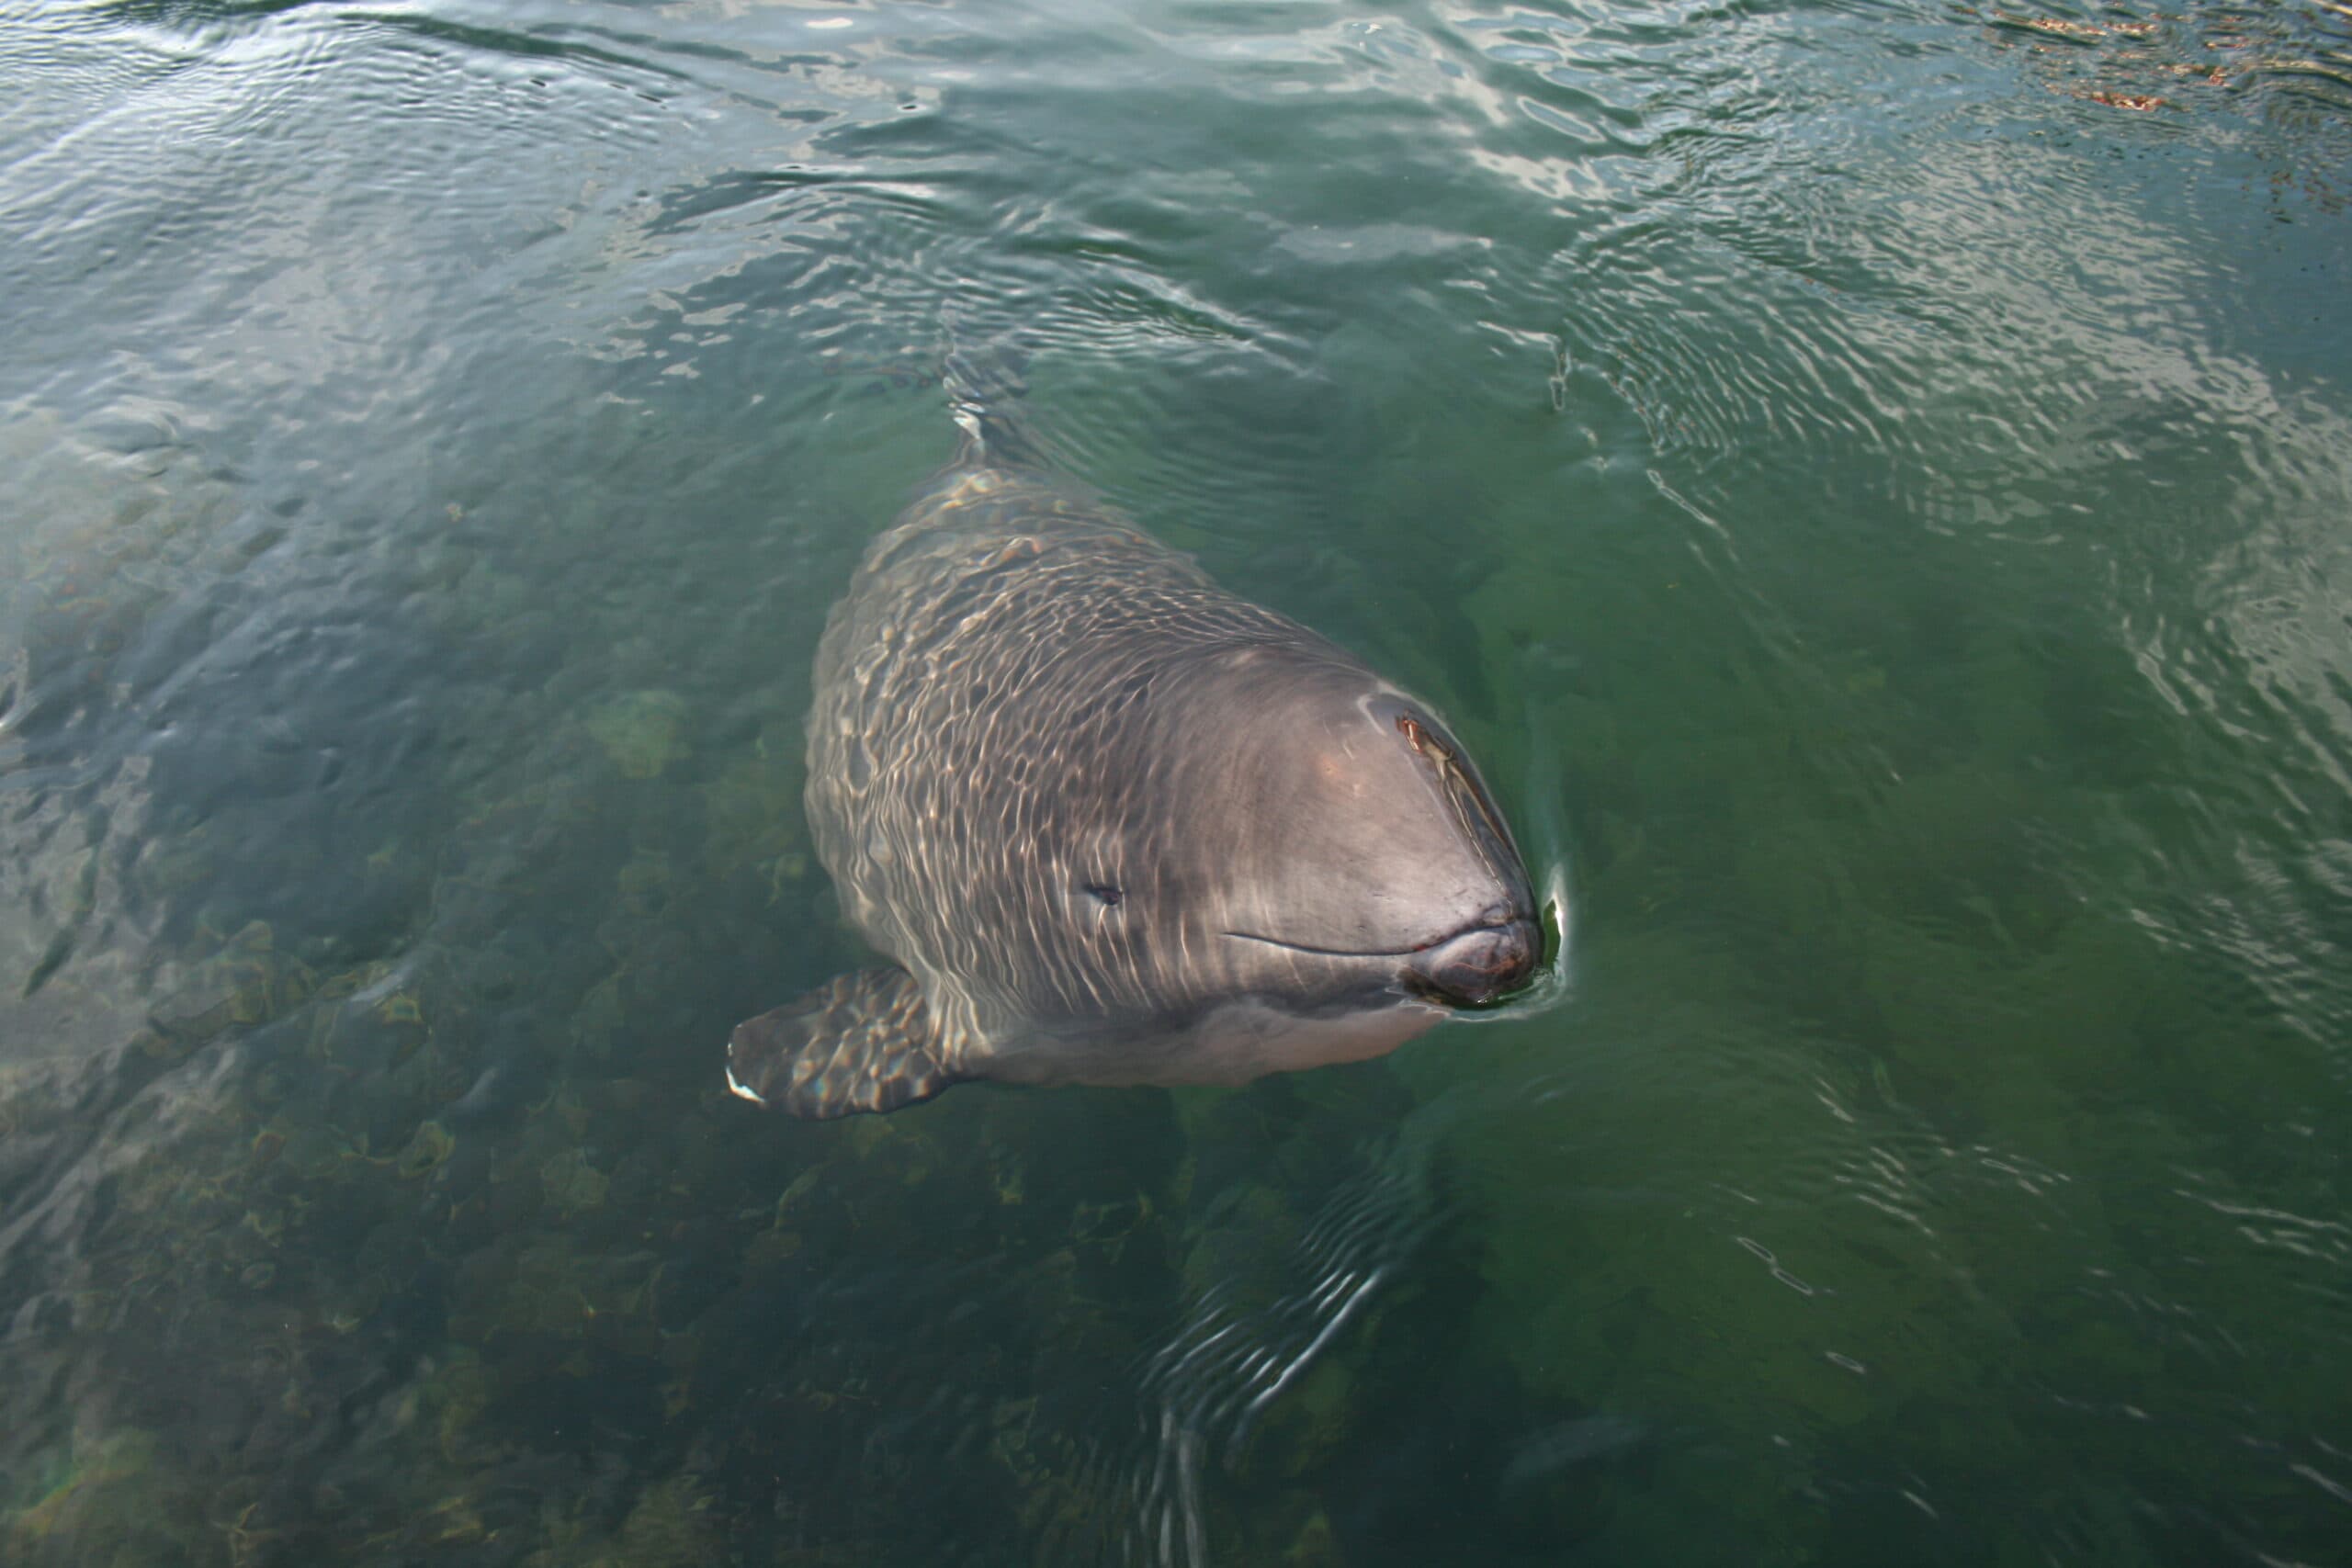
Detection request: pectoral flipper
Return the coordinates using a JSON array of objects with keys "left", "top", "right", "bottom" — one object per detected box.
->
[{"left": 725, "top": 967, "right": 960, "bottom": 1118}]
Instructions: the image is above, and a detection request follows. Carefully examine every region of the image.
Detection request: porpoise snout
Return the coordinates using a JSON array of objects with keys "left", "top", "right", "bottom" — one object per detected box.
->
[{"left": 1406, "top": 914, "right": 1540, "bottom": 1007}]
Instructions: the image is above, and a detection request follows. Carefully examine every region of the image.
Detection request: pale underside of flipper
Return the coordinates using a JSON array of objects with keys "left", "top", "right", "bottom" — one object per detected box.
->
[{"left": 725, "top": 967, "right": 962, "bottom": 1118}]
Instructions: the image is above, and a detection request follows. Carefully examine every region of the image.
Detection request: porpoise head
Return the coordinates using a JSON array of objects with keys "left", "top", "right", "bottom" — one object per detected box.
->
[{"left": 1039, "top": 639, "right": 1542, "bottom": 1081}]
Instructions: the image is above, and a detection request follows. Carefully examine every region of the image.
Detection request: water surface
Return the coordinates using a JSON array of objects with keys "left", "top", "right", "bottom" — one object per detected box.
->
[{"left": 3, "top": 0, "right": 2349, "bottom": 1562}]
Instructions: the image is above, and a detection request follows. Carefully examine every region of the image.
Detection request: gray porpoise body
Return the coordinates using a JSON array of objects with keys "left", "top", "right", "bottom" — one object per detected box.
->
[{"left": 726, "top": 421, "right": 1541, "bottom": 1118}]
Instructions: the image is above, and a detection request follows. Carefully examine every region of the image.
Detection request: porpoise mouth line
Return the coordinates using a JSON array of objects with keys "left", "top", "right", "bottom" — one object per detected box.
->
[
  {"left": 1221, "top": 921, "right": 1514, "bottom": 961},
  {"left": 1222, "top": 931, "right": 1424, "bottom": 960}
]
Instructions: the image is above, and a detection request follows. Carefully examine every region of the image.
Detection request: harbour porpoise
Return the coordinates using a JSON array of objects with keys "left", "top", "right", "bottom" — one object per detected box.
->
[{"left": 727, "top": 357, "right": 1542, "bottom": 1117}]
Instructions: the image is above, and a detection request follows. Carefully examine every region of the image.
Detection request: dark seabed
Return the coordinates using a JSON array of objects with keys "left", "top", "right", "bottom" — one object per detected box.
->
[{"left": 3, "top": 0, "right": 2349, "bottom": 1562}]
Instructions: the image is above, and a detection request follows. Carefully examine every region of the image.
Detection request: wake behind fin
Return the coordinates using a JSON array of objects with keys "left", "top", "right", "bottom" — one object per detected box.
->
[{"left": 726, "top": 967, "right": 961, "bottom": 1118}]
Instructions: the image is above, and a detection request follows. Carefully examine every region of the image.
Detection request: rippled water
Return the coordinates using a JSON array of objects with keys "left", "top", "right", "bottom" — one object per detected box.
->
[{"left": 4, "top": 0, "right": 2349, "bottom": 1562}]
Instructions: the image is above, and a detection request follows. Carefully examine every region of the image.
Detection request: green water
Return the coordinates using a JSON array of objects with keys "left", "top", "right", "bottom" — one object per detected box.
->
[{"left": 3, "top": 0, "right": 2348, "bottom": 1562}]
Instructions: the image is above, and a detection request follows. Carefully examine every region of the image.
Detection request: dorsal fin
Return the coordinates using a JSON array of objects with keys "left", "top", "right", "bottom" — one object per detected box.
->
[{"left": 942, "top": 335, "right": 1050, "bottom": 472}]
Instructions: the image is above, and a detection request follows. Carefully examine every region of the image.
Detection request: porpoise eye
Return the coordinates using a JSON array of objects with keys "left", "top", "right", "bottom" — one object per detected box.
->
[{"left": 1082, "top": 883, "right": 1125, "bottom": 908}]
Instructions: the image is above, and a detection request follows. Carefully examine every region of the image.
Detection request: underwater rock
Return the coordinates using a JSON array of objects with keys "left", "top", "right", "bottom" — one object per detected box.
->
[{"left": 584, "top": 690, "right": 691, "bottom": 780}]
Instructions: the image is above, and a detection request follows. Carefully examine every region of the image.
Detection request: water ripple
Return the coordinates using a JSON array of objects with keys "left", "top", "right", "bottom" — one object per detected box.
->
[{"left": 1115, "top": 1141, "right": 1432, "bottom": 1567}]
